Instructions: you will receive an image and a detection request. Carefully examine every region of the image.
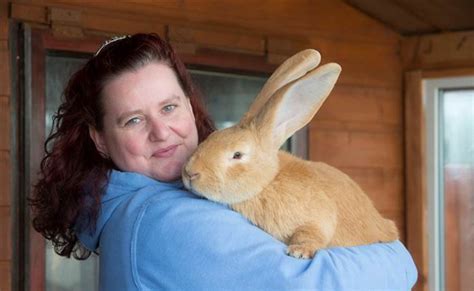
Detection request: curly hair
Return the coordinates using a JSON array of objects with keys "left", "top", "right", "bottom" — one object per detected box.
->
[{"left": 29, "top": 33, "right": 215, "bottom": 259}]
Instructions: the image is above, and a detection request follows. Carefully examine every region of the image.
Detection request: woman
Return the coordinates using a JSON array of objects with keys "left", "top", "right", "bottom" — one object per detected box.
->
[{"left": 30, "top": 33, "right": 417, "bottom": 290}]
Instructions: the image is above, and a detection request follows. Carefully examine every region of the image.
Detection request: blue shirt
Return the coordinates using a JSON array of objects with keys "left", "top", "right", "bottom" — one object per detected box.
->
[{"left": 77, "top": 170, "right": 417, "bottom": 290}]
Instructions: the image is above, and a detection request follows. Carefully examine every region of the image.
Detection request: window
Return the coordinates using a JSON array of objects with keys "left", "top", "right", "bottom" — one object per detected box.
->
[{"left": 423, "top": 76, "right": 474, "bottom": 291}]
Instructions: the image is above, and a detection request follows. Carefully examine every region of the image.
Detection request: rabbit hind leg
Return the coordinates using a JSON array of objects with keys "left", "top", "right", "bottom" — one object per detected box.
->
[{"left": 286, "top": 223, "right": 334, "bottom": 259}]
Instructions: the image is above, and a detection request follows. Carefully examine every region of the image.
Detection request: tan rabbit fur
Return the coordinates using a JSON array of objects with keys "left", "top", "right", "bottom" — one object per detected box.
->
[{"left": 183, "top": 49, "right": 398, "bottom": 259}]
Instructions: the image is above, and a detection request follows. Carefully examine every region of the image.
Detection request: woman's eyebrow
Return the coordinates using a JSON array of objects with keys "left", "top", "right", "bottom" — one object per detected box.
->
[{"left": 157, "top": 95, "right": 180, "bottom": 107}]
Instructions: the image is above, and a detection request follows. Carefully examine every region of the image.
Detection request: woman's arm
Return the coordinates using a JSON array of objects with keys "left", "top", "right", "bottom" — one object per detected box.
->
[{"left": 134, "top": 192, "right": 417, "bottom": 290}]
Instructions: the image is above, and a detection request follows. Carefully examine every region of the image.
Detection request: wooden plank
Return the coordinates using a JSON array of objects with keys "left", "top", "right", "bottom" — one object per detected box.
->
[
  {"left": 0, "top": 0, "right": 8, "bottom": 39},
  {"left": 82, "top": 10, "right": 166, "bottom": 36},
  {"left": 317, "top": 85, "right": 402, "bottom": 125},
  {"left": 404, "top": 70, "right": 426, "bottom": 291},
  {"left": 339, "top": 167, "right": 404, "bottom": 213},
  {"left": 10, "top": 3, "right": 48, "bottom": 24},
  {"left": 422, "top": 67, "right": 474, "bottom": 79},
  {"left": 309, "top": 129, "right": 403, "bottom": 168},
  {"left": 402, "top": 31, "right": 474, "bottom": 70},
  {"left": 311, "top": 119, "right": 401, "bottom": 133},
  {"left": 336, "top": 58, "right": 402, "bottom": 88},
  {"left": 343, "top": 0, "right": 436, "bottom": 34},
  {"left": 268, "top": 35, "right": 400, "bottom": 65},
  {"left": 0, "top": 47, "right": 10, "bottom": 96},
  {"left": 0, "top": 96, "right": 9, "bottom": 151},
  {"left": 395, "top": 0, "right": 474, "bottom": 31},
  {"left": 0, "top": 260, "right": 11, "bottom": 291},
  {"left": 169, "top": 25, "right": 265, "bottom": 56},
  {"left": 0, "top": 150, "right": 10, "bottom": 206},
  {"left": 0, "top": 206, "right": 11, "bottom": 260}
]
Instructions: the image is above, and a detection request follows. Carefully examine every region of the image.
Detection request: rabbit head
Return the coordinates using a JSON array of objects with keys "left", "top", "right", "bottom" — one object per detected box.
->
[{"left": 183, "top": 50, "right": 341, "bottom": 204}]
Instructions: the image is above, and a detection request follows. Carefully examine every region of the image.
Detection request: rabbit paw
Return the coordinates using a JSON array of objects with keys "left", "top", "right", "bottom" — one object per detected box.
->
[{"left": 286, "top": 244, "right": 317, "bottom": 259}]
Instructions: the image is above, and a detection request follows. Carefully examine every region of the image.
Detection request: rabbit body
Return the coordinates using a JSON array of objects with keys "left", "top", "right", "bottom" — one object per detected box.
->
[
  {"left": 183, "top": 49, "right": 398, "bottom": 258},
  {"left": 231, "top": 150, "right": 398, "bottom": 258}
]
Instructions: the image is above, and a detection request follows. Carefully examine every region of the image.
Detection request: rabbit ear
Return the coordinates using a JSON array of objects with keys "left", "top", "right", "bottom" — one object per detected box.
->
[
  {"left": 240, "top": 49, "right": 321, "bottom": 125},
  {"left": 253, "top": 63, "right": 341, "bottom": 149}
]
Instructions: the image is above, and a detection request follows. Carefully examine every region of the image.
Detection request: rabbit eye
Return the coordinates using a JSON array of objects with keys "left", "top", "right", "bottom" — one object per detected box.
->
[{"left": 232, "top": 152, "right": 243, "bottom": 159}]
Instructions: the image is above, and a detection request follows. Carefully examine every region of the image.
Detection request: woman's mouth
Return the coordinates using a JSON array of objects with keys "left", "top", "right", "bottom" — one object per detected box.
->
[{"left": 153, "top": 145, "right": 179, "bottom": 158}]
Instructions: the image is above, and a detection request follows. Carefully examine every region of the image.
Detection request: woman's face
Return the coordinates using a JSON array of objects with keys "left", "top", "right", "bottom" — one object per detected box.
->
[{"left": 90, "top": 62, "right": 199, "bottom": 182}]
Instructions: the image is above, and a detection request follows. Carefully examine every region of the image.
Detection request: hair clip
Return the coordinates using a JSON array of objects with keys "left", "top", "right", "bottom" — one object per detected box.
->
[{"left": 94, "top": 35, "right": 130, "bottom": 56}]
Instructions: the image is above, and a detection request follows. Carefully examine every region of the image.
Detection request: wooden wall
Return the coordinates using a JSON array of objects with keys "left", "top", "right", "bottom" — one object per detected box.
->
[
  {"left": 3, "top": 0, "right": 404, "bottom": 289},
  {"left": 1, "top": 0, "right": 12, "bottom": 289}
]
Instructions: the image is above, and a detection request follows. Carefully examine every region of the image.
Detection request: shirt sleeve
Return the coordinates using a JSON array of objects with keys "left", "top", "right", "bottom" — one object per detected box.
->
[{"left": 134, "top": 192, "right": 418, "bottom": 290}]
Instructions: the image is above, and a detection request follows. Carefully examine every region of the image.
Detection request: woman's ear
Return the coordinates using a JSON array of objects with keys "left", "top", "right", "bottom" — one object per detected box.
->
[{"left": 89, "top": 126, "right": 109, "bottom": 157}]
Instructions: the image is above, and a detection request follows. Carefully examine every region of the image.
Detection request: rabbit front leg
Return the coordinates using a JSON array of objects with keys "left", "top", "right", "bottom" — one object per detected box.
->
[{"left": 286, "top": 222, "right": 335, "bottom": 259}]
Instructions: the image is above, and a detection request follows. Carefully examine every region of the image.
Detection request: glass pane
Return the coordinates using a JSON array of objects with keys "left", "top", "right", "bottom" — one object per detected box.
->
[
  {"left": 441, "top": 89, "right": 474, "bottom": 291},
  {"left": 189, "top": 69, "right": 267, "bottom": 129},
  {"left": 45, "top": 54, "right": 99, "bottom": 291}
]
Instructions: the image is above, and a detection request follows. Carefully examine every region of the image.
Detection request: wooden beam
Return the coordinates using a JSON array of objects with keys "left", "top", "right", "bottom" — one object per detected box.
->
[
  {"left": 168, "top": 25, "right": 265, "bottom": 56},
  {"left": 402, "top": 31, "right": 474, "bottom": 70},
  {"left": 343, "top": 0, "right": 436, "bottom": 34},
  {"left": 404, "top": 70, "right": 427, "bottom": 291},
  {"left": 10, "top": 3, "right": 48, "bottom": 24}
]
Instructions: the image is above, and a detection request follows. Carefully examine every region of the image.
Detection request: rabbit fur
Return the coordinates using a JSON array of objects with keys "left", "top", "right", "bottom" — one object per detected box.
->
[{"left": 182, "top": 49, "right": 399, "bottom": 259}]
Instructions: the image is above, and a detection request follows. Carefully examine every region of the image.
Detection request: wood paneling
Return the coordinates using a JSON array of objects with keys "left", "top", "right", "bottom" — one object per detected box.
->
[
  {"left": 402, "top": 31, "right": 474, "bottom": 70},
  {"left": 169, "top": 25, "right": 265, "bottom": 56},
  {"left": 0, "top": 260, "right": 11, "bottom": 291},
  {"left": 0, "top": 96, "right": 10, "bottom": 151},
  {"left": 317, "top": 86, "right": 402, "bottom": 126},
  {"left": 0, "top": 151, "right": 10, "bottom": 207},
  {"left": 404, "top": 70, "right": 427, "bottom": 291},
  {"left": 310, "top": 129, "right": 403, "bottom": 168},
  {"left": 10, "top": 2, "right": 47, "bottom": 24},
  {"left": 0, "top": 1, "right": 11, "bottom": 290},
  {"left": 31, "top": 0, "right": 399, "bottom": 43},
  {"left": 344, "top": 0, "right": 435, "bottom": 34},
  {"left": 0, "top": 45, "right": 10, "bottom": 96},
  {"left": 343, "top": 0, "right": 474, "bottom": 35},
  {"left": 0, "top": 206, "right": 11, "bottom": 261}
]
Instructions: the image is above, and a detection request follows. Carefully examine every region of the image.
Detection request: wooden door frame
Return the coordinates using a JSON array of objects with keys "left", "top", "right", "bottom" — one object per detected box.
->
[{"left": 404, "top": 67, "right": 474, "bottom": 291}]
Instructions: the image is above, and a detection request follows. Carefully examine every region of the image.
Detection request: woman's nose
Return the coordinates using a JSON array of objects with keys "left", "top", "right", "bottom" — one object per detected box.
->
[{"left": 149, "top": 118, "right": 171, "bottom": 142}]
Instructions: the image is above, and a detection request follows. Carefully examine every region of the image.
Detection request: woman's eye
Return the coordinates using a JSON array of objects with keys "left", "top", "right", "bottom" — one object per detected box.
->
[
  {"left": 163, "top": 104, "right": 177, "bottom": 113},
  {"left": 125, "top": 117, "right": 141, "bottom": 126}
]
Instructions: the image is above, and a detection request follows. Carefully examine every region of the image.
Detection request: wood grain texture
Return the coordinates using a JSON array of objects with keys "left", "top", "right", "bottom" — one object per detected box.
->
[
  {"left": 404, "top": 70, "right": 426, "bottom": 291},
  {"left": 0, "top": 150, "right": 10, "bottom": 206},
  {"left": 169, "top": 25, "right": 265, "bottom": 55},
  {"left": 402, "top": 31, "right": 474, "bottom": 70},
  {"left": 30, "top": 0, "right": 399, "bottom": 43},
  {"left": 0, "top": 260, "right": 11, "bottom": 291},
  {"left": 0, "top": 96, "right": 9, "bottom": 151},
  {"left": 0, "top": 205, "right": 11, "bottom": 261},
  {"left": 0, "top": 47, "right": 10, "bottom": 96},
  {"left": 309, "top": 129, "right": 403, "bottom": 168}
]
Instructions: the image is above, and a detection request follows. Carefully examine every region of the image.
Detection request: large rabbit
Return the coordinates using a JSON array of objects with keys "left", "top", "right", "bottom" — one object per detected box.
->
[{"left": 182, "top": 49, "right": 399, "bottom": 259}]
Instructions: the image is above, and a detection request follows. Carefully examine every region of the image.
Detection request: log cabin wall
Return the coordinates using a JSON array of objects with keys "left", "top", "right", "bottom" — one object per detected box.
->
[{"left": 2, "top": 0, "right": 404, "bottom": 289}]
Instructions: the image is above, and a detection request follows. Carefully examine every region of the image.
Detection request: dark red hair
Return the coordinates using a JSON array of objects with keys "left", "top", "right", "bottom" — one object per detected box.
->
[{"left": 29, "top": 33, "right": 215, "bottom": 259}]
